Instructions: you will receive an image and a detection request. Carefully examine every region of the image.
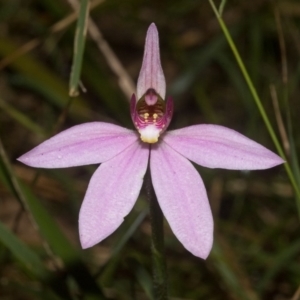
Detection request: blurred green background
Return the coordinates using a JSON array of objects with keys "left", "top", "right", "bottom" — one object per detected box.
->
[{"left": 0, "top": 0, "right": 300, "bottom": 299}]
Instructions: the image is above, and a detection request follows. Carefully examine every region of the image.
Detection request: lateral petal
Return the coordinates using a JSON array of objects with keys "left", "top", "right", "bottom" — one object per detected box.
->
[
  {"left": 163, "top": 125, "right": 284, "bottom": 170},
  {"left": 79, "top": 141, "right": 149, "bottom": 248},
  {"left": 150, "top": 141, "right": 213, "bottom": 259},
  {"left": 18, "top": 122, "right": 138, "bottom": 168}
]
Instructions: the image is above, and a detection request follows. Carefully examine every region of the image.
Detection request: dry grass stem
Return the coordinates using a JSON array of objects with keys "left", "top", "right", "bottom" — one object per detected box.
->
[
  {"left": 67, "top": 0, "right": 135, "bottom": 100},
  {"left": 274, "top": 7, "right": 288, "bottom": 84},
  {"left": 291, "top": 285, "right": 300, "bottom": 300},
  {"left": 0, "top": 0, "right": 105, "bottom": 70}
]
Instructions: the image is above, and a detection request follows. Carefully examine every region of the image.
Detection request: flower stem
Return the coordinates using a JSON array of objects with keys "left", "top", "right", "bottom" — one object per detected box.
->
[
  {"left": 146, "top": 169, "right": 168, "bottom": 299},
  {"left": 208, "top": 0, "right": 300, "bottom": 218}
]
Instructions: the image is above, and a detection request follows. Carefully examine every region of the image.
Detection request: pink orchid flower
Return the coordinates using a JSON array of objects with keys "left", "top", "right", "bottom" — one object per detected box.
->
[{"left": 18, "top": 23, "right": 284, "bottom": 259}]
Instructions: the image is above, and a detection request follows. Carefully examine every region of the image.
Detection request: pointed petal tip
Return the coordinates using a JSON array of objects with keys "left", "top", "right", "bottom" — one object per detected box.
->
[
  {"left": 79, "top": 234, "right": 97, "bottom": 249},
  {"left": 188, "top": 240, "right": 213, "bottom": 260},
  {"left": 16, "top": 155, "right": 23, "bottom": 163},
  {"left": 148, "top": 22, "right": 157, "bottom": 32},
  {"left": 79, "top": 219, "right": 103, "bottom": 250},
  {"left": 273, "top": 156, "right": 285, "bottom": 167},
  {"left": 79, "top": 219, "right": 109, "bottom": 250},
  {"left": 79, "top": 239, "right": 90, "bottom": 250},
  {"left": 17, "top": 153, "right": 34, "bottom": 167},
  {"left": 146, "top": 23, "right": 159, "bottom": 43},
  {"left": 262, "top": 152, "right": 285, "bottom": 169},
  {"left": 183, "top": 227, "right": 213, "bottom": 259}
]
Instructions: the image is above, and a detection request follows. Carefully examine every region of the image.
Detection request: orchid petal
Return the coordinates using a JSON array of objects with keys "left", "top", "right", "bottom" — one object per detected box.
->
[
  {"left": 163, "top": 125, "right": 284, "bottom": 170},
  {"left": 137, "top": 23, "right": 166, "bottom": 101},
  {"left": 150, "top": 141, "right": 213, "bottom": 259},
  {"left": 79, "top": 141, "right": 149, "bottom": 248},
  {"left": 17, "top": 122, "right": 138, "bottom": 168}
]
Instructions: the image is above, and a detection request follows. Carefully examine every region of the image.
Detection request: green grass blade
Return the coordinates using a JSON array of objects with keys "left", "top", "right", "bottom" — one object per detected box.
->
[
  {"left": 0, "top": 37, "right": 93, "bottom": 121},
  {"left": 218, "top": 0, "right": 227, "bottom": 16},
  {"left": 257, "top": 239, "right": 300, "bottom": 293},
  {"left": 216, "top": 53, "right": 255, "bottom": 112},
  {"left": 0, "top": 138, "right": 106, "bottom": 299},
  {"left": 99, "top": 207, "right": 148, "bottom": 284},
  {"left": 135, "top": 266, "right": 154, "bottom": 300},
  {"left": 0, "top": 221, "right": 49, "bottom": 279},
  {"left": 286, "top": 107, "right": 300, "bottom": 187},
  {"left": 208, "top": 0, "right": 300, "bottom": 216},
  {"left": 211, "top": 237, "right": 259, "bottom": 300},
  {"left": 82, "top": 60, "right": 131, "bottom": 125},
  {"left": 0, "top": 98, "right": 46, "bottom": 136},
  {"left": 111, "top": 207, "right": 148, "bottom": 257},
  {"left": 170, "top": 33, "right": 227, "bottom": 97},
  {"left": 0, "top": 222, "right": 73, "bottom": 299},
  {"left": 69, "top": 0, "right": 90, "bottom": 97}
]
